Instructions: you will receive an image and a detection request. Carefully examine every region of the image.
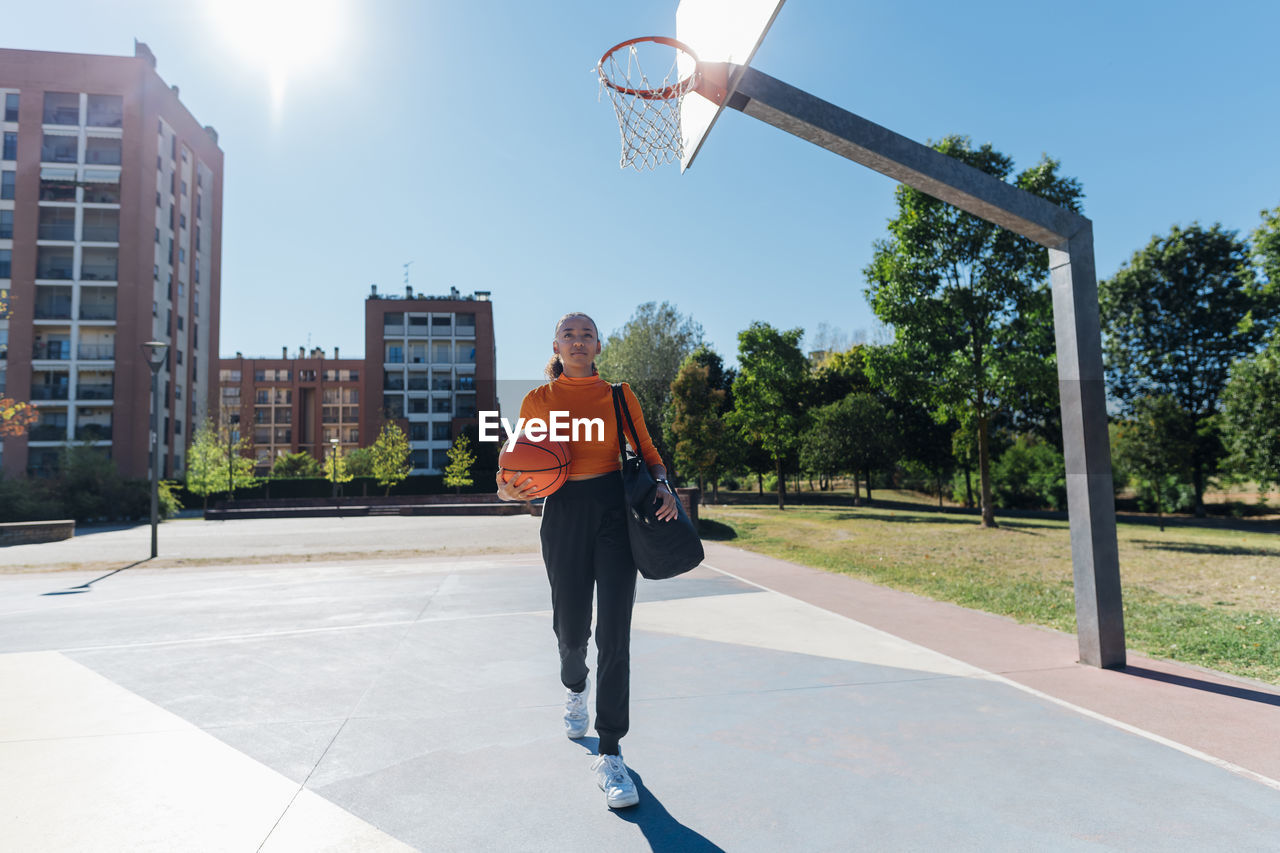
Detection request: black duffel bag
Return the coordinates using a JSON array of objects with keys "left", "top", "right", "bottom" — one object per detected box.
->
[{"left": 611, "top": 384, "right": 704, "bottom": 580}]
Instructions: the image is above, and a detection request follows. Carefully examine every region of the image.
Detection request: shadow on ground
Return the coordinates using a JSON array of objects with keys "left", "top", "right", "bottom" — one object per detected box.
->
[
  {"left": 1121, "top": 666, "right": 1280, "bottom": 707},
  {"left": 41, "top": 559, "right": 149, "bottom": 596},
  {"left": 1131, "top": 540, "right": 1280, "bottom": 558}
]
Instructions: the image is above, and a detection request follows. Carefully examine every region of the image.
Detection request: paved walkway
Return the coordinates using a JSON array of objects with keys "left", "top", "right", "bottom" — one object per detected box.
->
[{"left": 1, "top": 518, "right": 1278, "bottom": 851}]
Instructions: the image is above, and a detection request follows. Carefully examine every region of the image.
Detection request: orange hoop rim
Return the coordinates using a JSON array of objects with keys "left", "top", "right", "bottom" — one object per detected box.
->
[{"left": 597, "top": 36, "right": 700, "bottom": 101}]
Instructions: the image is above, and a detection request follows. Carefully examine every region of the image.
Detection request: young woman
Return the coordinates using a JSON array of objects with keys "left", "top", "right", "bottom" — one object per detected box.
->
[{"left": 496, "top": 312, "right": 678, "bottom": 810}]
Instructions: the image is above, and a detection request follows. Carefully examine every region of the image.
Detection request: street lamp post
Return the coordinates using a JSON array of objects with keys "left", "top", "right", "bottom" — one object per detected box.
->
[
  {"left": 142, "top": 340, "right": 169, "bottom": 560},
  {"left": 330, "top": 437, "right": 340, "bottom": 499}
]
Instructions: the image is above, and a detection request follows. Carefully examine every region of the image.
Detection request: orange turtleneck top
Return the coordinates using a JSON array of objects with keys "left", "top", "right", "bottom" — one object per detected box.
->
[{"left": 518, "top": 374, "right": 663, "bottom": 477}]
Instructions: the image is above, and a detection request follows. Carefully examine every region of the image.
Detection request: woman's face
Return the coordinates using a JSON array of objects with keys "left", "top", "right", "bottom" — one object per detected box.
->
[{"left": 553, "top": 316, "right": 600, "bottom": 373}]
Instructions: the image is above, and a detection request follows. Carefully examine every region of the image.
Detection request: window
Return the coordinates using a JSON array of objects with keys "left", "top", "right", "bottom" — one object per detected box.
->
[
  {"left": 2, "top": 132, "right": 15, "bottom": 161},
  {"left": 41, "top": 133, "right": 77, "bottom": 163},
  {"left": 82, "top": 208, "right": 119, "bottom": 242},
  {"left": 178, "top": 248, "right": 185, "bottom": 263},
  {"left": 298, "top": 369, "right": 316, "bottom": 381},
  {"left": 38, "top": 207, "right": 76, "bottom": 240},
  {"left": 432, "top": 397, "right": 450, "bottom": 414},
  {"left": 177, "top": 315, "right": 184, "bottom": 331},
  {"left": 3, "top": 93, "right": 17, "bottom": 122},
  {"left": 81, "top": 176, "right": 120, "bottom": 204},
  {"left": 383, "top": 395, "right": 404, "bottom": 418},
  {"left": 155, "top": 228, "right": 160, "bottom": 244},
  {"left": 0, "top": 210, "right": 12, "bottom": 240},
  {"left": 432, "top": 423, "right": 451, "bottom": 441},
  {"left": 0, "top": 249, "right": 10, "bottom": 279},
  {"left": 408, "top": 398, "right": 430, "bottom": 414},
  {"left": 2, "top": 170, "right": 15, "bottom": 200},
  {"left": 383, "top": 371, "right": 405, "bottom": 390},
  {"left": 85, "top": 95, "right": 123, "bottom": 128},
  {"left": 385, "top": 344, "right": 403, "bottom": 363},
  {"left": 179, "top": 213, "right": 186, "bottom": 230},
  {"left": 175, "top": 385, "right": 182, "bottom": 400},
  {"left": 219, "top": 369, "right": 241, "bottom": 382},
  {"left": 176, "top": 350, "right": 183, "bottom": 365},
  {"left": 156, "top": 191, "right": 162, "bottom": 208},
  {"left": 410, "top": 424, "right": 429, "bottom": 441},
  {"left": 85, "top": 136, "right": 122, "bottom": 166},
  {"left": 432, "top": 315, "right": 451, "bottom": 329},
  {"left": 181, "top": 179, "right": 187, "bottom": 195},
  {"left": 42, "top": 92, "right": 79, "bottom": 125},
  {"left": 343, "top": 389, "right": 359, "bottom": 404},
  {"left": 35, "top": 247, "right": 74, "bottom": 279},
  {"left": 80, "top": 247, "right": 118, "bottom": 281}
]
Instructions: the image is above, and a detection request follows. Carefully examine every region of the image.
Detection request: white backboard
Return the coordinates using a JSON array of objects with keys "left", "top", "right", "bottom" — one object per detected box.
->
[{"left": 677, "top": 0, "right": 786, "bottom": 171}]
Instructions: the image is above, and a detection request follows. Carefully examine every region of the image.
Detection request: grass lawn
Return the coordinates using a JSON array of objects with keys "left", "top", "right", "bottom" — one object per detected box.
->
[{"left": 701, "top": 491, "right": 1280, "bottom": 685}]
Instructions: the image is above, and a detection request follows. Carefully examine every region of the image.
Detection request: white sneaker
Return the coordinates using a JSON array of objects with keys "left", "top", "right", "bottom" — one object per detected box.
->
[
  {"left": 591, "top": 753, "right": 640, "bottom": 809},
  {"left": 563, "top": 680, "right": 589, "bottom": 740}
]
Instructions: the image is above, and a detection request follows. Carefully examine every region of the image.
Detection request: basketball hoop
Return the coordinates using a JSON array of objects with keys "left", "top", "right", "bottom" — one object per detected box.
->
[{"left": 597, "top": 36, "right": 700, "bottom": 171}]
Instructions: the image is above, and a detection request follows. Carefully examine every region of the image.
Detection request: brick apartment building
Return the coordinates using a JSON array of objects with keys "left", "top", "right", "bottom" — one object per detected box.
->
[
  {"left": 217, "top": 348, "right": 362, "bottom": 471},
  {"left": 217, "top": 287, "right": 496, "bottom": 475},
  {"left": 0, "top": 42, "right": 223, "bottom": 479}
]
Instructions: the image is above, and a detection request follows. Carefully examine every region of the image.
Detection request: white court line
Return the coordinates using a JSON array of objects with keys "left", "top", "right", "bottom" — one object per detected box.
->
[
  {"left": 51, "top": 608, "right": 553, "bottom": 654},
  {"left": 700, "top": 560, "right": 1280, "bottom": 794}
]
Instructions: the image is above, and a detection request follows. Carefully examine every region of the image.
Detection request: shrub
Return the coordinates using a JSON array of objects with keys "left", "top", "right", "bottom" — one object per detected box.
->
[{"left": 992, "top": 435, "right": 1067, "bottom": 510}]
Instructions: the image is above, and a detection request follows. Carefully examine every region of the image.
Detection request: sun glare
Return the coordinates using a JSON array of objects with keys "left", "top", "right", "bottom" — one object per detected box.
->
[{"left": 206, "top": 0, "right": 343, "bottom": 112}]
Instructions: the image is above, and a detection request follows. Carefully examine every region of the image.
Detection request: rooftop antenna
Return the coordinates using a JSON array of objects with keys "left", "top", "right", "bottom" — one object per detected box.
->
[{"left": 403, "top": 261, "right": 413, "bottom": 287}]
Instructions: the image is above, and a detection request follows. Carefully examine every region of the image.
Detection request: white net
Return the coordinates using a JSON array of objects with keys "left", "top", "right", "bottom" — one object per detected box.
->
[{"left": 597, "top": 39, "right": 697, "bottom": 172}]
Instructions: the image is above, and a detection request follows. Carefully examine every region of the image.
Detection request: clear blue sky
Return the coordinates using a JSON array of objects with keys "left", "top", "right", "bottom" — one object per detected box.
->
[{"left": 6, "top": 0, "right": 1279, "bottom": 392}]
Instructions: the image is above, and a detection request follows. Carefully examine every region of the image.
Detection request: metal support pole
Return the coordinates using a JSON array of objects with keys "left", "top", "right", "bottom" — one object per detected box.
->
[
  {"left": 149, "top": 367, "right": 160, "bottom": 560},
  {"left": 723, "top": 65, "right": 1126, "bottom": 667},
  {"left": 1049, "top": 226, "right": 1125, "bottom": 667}
]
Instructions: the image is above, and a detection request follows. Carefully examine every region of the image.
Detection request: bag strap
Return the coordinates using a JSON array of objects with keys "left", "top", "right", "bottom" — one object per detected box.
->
[{"left": 610, "top": 383, "right": 641, "bottom": 458}]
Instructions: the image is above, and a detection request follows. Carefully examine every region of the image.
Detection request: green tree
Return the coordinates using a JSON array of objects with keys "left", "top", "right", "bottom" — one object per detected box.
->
[
  {"left": 371, "top": 421, "right": 411, "bottom": 495},
  {"left": 865, "top": 137, "right": 1082, "bottom": 527},
  {"left": 1222, "top": 329, "right": 1280, "bottom": 489},
  {"left": 1112, "top": 394, "right": 1196, "bottom": 531},
  {"left": 991, "top": 434, "right": 1067, "bottom": 511},
  {"left": 186, "top": 418, "right": 258, "bottom": 509},
  {"left": 444, "top": 432, "right": 476, "bottom": 494},
  {"left": 271, "top": 451, "right": 322, "bottom": 479},
  {"left": 1254, "top": 204, "right": 1280, "bottom": 290},
  {"left": 730, "top": 322, "right": 810, "bottom": 509},
  {"left": 596, "top": 301, "right": 704, "bottom": 470},
  {"left": 1100, "top": 223, "right": 1279, "bottom": 515},
  {"left": 184, "top": 419, "right": 224, "bottom": 510},
  {"left": 345, "top": 446, "right": 375, "bottom": 478},
  {"left": 324, "top": 443, "right": 355, "bottom": 495},
  {"left": 664, "top": 348, "right": 729, "bottom": 499}
]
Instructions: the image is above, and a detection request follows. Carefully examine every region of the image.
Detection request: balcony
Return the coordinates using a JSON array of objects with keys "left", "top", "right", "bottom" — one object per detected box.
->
[
  {"left": 29, "top": 424, "right": 67, "bottom": 442},
  {"left": 80, "top": 251, "right": 118, "bottom": 281},
  {"left": 42, "top": 94, "right": 79, "bottom": 125},
  {"left": 34, "top": 304, "right": 72, "bottom": 320},
  {"left": 79, "top": 304, "right": 117, "bottom": 321},
  {"left": 40, "top": 136, "right": 78, "bottom": 163},
  {"left": 77, "top": 344, "right": 115, "bottom": 360},
  {"left": 75, "top": 423, "right": 112, "bottom": 441},
  {"left": 31, "top": 385, "right": 69, "bottom": 401},
  {"left": 33, "top": 343, "right": 72, "bottom": 360},
  {"left": 36, "top": 249, "right": 75, "bottom": 280},
  {"left": 77, "top": 383, "right": 113, "bottom": 400}
]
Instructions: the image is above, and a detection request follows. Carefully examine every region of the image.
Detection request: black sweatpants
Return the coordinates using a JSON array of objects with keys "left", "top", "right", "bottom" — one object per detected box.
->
[{"left": 539, "top": 471, "right": 636, "bottom": 756}]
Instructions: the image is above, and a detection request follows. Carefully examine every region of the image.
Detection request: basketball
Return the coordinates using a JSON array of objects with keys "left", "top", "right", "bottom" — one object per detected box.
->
[{"left": 499, "top": 437, "right": 571, "bottom": 498}]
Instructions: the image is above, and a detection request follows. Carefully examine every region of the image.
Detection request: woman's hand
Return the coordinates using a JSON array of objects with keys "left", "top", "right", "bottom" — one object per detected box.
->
[
  {"left": 654, "top": 485, "right": 679, "bottom": 522},
  {"left": 496, "top": 469, "right": 538, "bottom": 502}
]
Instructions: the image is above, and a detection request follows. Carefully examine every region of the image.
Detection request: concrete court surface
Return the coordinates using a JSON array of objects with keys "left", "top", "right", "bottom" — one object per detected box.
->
[{"left": 0, "top": 517, "right": 1278, "bottom": 851}]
